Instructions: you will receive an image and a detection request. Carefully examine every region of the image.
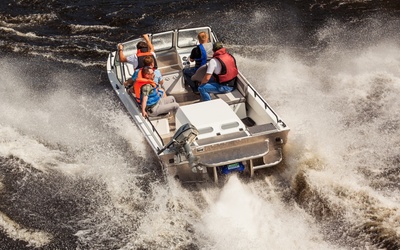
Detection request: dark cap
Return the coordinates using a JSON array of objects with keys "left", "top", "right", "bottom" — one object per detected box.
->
[
  {"left": 136, "top": 41, "right": 148, "bottom": 51},
  {"left": 213, "top": 42, "right": 223, "bottom": 52}
]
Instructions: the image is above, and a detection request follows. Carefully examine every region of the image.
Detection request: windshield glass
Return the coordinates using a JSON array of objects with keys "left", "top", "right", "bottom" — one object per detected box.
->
[{"left": 177, "top": 27, "right": 212, "bottom": 48}]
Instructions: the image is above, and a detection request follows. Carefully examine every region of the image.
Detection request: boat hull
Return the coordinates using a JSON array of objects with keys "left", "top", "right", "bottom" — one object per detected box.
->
[{"left": 107, "top": 27, "right": 290, "bottom": 183}]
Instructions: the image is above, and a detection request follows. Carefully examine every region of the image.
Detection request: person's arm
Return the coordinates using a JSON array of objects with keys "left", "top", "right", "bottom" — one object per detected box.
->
[
  {"left": 155, "top": 70, "right": 164, "bottom": 87},
  {"left": 142, "top": 34, "right": 154, "bottom": 52},
  {"left": 124, "top": 68, "right": 140, "bottom": 87},
  {"left": 189, "top": 47, "right": 200, "bottom": 62},
  {"left": 118, "top": 44, "right": 128, "bottom": 62},
  {"left": 141, "top": 95, "right": 149, "bottom": 118},
  {"left": 200, "top": 74, "right": 212, "bottom": 85},
  {"left": 141, "top": 84, "right": 153, "bottom": 118},
  {"left": 200, "top": 60, "right": 216, "bottom": 84},
  {"left": 124, "top": 78, "right": 133, "bottom": 87}
]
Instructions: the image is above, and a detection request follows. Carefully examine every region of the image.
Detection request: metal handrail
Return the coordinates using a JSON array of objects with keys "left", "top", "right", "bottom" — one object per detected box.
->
[{"left": 240, "top": 73, "right": 286, "bottom": 128}]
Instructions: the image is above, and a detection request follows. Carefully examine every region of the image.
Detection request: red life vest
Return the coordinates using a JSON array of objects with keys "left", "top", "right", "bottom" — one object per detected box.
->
[
  {"left": 212, "top": 48, "right": 238, "bottom": 85},
  {"left": 136, "top": 49, "right": 158, "bottom": 69},
  {"left": 133, "top": 69, "right": 158, "bottom": 104}
]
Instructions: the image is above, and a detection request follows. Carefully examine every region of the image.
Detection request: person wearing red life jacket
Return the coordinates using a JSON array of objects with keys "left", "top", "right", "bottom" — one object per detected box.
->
[
  {"left": 135, "top": 66, "right": 179, "bottom": 118},
  {"left": 118, "top": 34, "right": 158, "bottom": 69},
  {"left": 198, "top": 42, "right": 238, "bottom": 101}
]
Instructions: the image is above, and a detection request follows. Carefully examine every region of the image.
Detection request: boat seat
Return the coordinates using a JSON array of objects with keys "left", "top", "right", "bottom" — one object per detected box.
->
[
  {"left": 148, "top": 113, "right": 170, "bottom": 120},
  {"left": 215, "top": 89, "right": 245, "bottom": 105},
  {"left": 191, "top": 65, "right": 247, "bottom": 105},
  {"left": 215, "top": 79, "right": 248, "bottom": 105}
]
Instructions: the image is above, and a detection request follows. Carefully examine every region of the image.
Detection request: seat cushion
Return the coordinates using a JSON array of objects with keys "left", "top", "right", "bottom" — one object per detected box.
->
[{"left": 215, "top": 89, "right": 246, "bottom": 105}]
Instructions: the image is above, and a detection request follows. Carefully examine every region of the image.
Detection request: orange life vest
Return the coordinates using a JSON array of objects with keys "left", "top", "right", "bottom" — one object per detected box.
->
[
  {"left": 136, "top": 49, "right": 158, "bottom": 69},
  {"left": 133, "top": 69, "right": 158, "bottom": 104}
]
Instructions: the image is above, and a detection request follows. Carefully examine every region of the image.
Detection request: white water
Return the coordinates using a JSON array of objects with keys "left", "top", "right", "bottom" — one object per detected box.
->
[
  {"left": 235, "top": 28, "right": 400, "bottom": 247},
  {"left": 1, "top": 22, "right": 400, "bottom": 249},
  {"left": 0, "top": 211, "right": 52, "bottom": 248},
  {"left": 194, "top": 176, "right": 342, "bottom": 250}
]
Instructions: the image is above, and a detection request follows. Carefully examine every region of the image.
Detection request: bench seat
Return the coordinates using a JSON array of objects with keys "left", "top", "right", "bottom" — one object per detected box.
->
[{"left": 215, "top": 89, "right": 246, "bottom": 105}]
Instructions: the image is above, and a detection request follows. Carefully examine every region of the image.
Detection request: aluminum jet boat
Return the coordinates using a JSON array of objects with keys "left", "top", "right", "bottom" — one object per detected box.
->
[{"left": 107, "top": 26, "right": 289, "bottom": 183}]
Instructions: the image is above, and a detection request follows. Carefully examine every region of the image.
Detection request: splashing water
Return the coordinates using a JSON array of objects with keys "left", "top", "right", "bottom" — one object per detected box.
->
[{"left": 233, "top": 18, "right": 400, "bottom": 248}]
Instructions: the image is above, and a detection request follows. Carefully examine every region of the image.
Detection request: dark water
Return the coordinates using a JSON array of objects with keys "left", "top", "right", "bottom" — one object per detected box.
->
[{"left": 1, "top": 0, "right": 400, "bottom": 249}]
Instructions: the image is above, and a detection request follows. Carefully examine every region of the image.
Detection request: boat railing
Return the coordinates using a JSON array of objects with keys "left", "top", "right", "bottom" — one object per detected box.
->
[
  {"left": 110, "top": 51, "right": 166, "bottom": 149},
  {"left": 239, "top": 72, "right": 287, "bottom": 128}
]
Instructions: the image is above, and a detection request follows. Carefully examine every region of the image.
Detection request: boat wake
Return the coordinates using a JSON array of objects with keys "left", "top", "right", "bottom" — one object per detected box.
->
[{"left": 194, "top": 175, "right": 342, "bottom": 249}]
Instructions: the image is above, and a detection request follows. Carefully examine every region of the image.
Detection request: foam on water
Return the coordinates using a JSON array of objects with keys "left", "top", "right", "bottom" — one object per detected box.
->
[
  {"left": 0, "top": 211, "right": 52, "bottom": 248},
  {"left": 0, "top": 56, "right": 157, "bottom": 248},
  {"left": 232, "top": 17, "right": 400, "bottom": 247},
  {"left": 194, "top": 176, "right": 343, "bottom": 249}
]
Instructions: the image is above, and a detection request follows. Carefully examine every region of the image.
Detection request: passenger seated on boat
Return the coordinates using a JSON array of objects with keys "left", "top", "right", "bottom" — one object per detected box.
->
[
  {"left": 198, "top": 42, "right": 239, "bottom": 101},
  {"left": 183, "top": 31, "right": 213, "bottom": 93},
  {"left": 118, "top": 34, "right": 158, "bottom": 69},
  {"left": 124, "top": 56, "right": 166, "bottom": 97},
  {"left": 135, "top": 66, "right": 179, "bottom": 118}
]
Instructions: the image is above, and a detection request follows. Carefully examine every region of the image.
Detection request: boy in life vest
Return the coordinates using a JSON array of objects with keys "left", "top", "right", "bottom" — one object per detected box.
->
[
  {"left": 183, "top": 31, "right": 213, "bottom": 93},
  {"left": 135, "top": 66, "right": 179, "bottom": 118},
  {"left": 198, "top": 42, "right": 238, "bottom": 101},
  {"left": 118, "top": 34, "right": 158, "bottom": 69},
  {"left": 124, "top": 56, "right": 165, "bottom": 97}
]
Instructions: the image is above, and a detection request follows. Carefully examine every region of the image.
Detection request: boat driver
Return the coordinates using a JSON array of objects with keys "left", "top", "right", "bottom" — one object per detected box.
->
[{"left": 198, "top": 42, "right": 239, "bottom": 101}]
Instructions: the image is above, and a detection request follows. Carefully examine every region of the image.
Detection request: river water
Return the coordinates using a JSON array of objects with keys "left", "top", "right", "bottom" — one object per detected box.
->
[{"left": 1, "top": 0, "right": 400, "bottom": 249}]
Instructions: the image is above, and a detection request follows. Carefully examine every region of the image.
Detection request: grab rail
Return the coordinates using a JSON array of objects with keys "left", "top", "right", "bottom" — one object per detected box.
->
[{"left": 239, "top": 72, "right": 286, "bottom": 128}]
